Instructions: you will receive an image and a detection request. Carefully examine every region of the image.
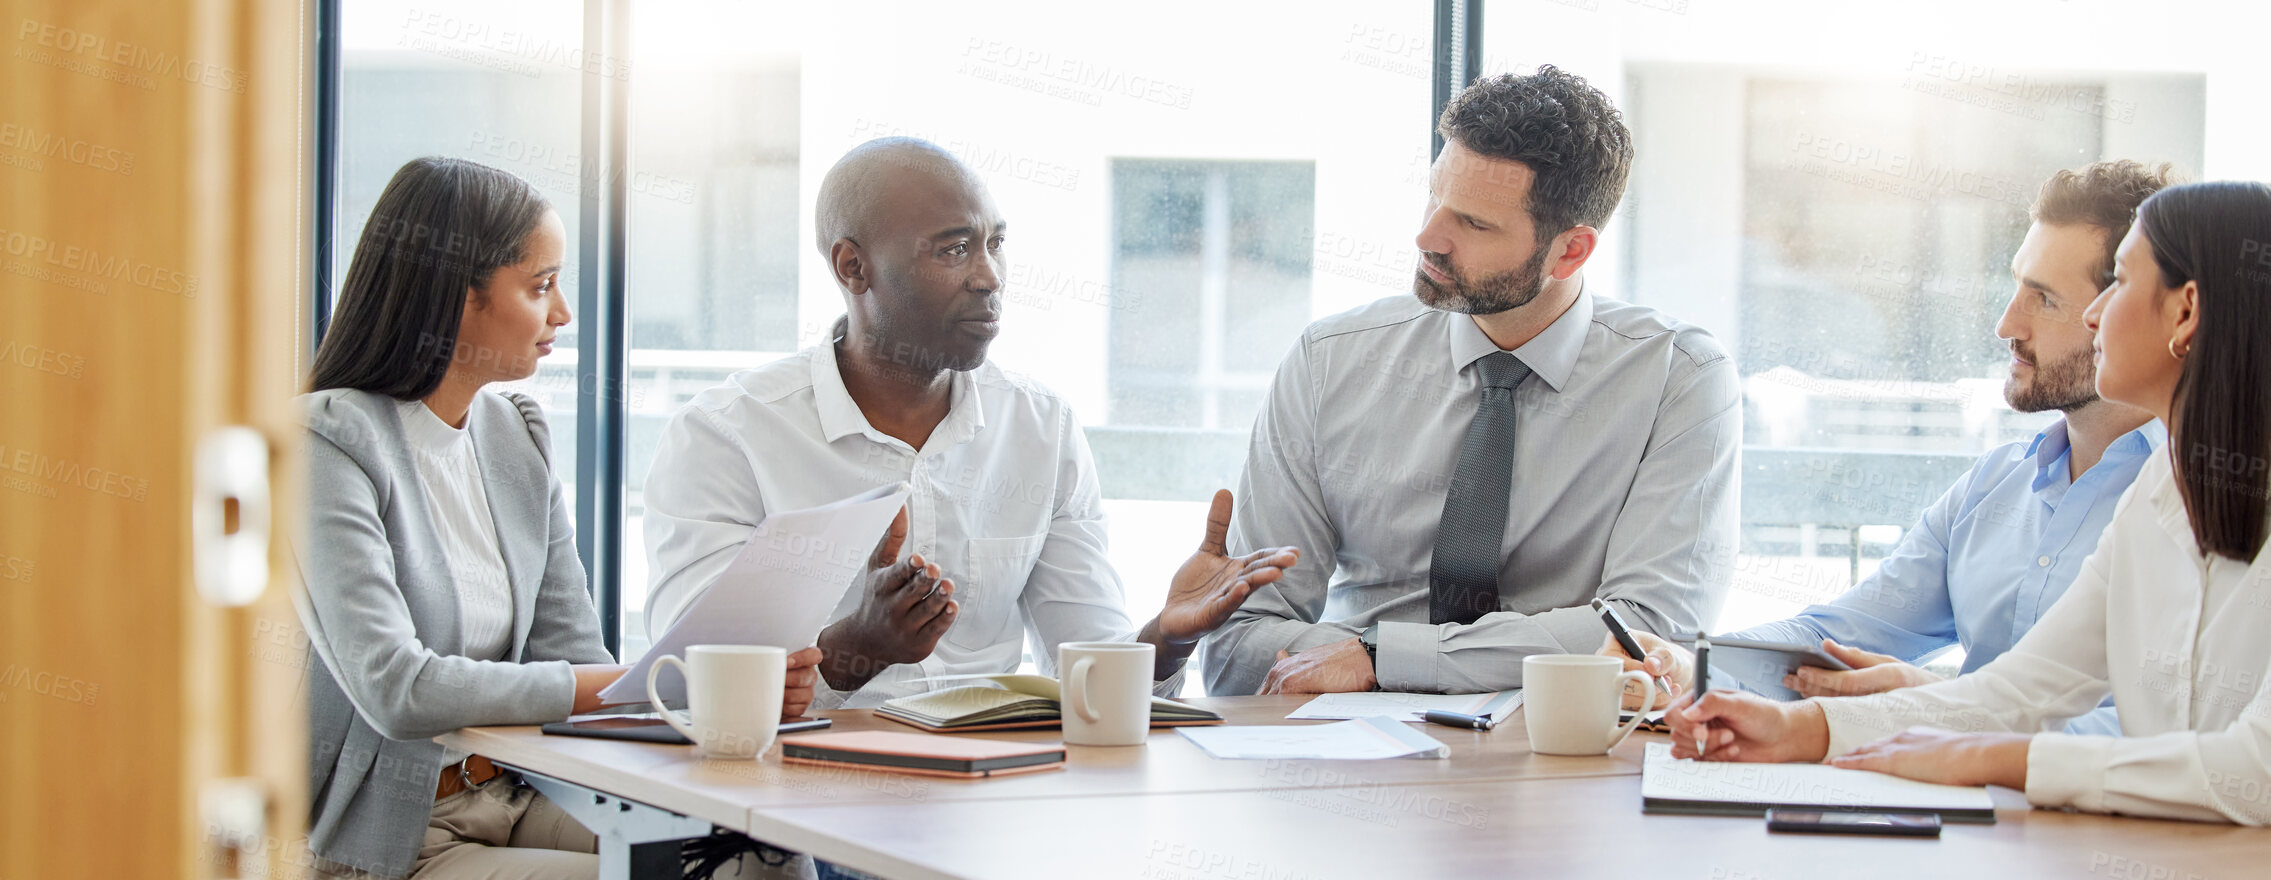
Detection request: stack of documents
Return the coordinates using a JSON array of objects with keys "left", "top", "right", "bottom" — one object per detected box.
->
[
  {"left": 1286, "top": 690, "right": 1522, "bottom": 722},
  {"left": 1178, "top": 716, "right": 1450, "bottom": 760}
]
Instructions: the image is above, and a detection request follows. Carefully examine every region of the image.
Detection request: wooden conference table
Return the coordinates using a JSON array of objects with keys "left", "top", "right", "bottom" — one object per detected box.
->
[{"left": 438, "top": 695, "right": 2265, "bottom": 880}]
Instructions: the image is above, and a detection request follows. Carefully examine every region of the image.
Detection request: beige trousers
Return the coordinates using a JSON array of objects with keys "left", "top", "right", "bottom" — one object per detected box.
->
[{"left": 411, "top": 779, "right": 598, "bottom": 880}]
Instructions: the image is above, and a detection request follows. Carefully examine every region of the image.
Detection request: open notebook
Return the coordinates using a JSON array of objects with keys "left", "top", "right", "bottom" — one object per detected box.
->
[
  {"left": 877, "top": 674, "right": 1224, "bottom": 732},
  {"left": 1641, "top": 743, "right": 1997, "bottom": 823}
]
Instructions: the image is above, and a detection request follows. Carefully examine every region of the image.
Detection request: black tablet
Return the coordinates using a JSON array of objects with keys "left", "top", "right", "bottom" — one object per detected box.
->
[{"left": 541, "top": 715, "right": 831, "bottom": 744}]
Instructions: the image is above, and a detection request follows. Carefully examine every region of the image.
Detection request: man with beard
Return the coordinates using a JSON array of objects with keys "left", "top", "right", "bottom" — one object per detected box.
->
[
  {"left": 1202, "top": 67, "right": 1743, "bottom": 696},
  {"left": 643, "top": 137, "right": 1301, "bottom": 710},
  {"left": 1600, "top": 161, "right": 2171, "bottom": 735}
]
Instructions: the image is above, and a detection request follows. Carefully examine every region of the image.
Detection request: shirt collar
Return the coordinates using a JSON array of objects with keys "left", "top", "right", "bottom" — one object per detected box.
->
[
  {"left": 2117, "top": 418, "right": 2168, "bottom": 454},
  {"left": 808, "top": 342, "right": 986, "bottom": 450},
  {"left": 2027, "top": 417, "right": 2169, "bottom": 491},
  {"left": 1445, "top": 285, "right": 1593, "bottom": 393},
  {"left": 2026, "top": 420, "right": 2073, "bottom": 491}
]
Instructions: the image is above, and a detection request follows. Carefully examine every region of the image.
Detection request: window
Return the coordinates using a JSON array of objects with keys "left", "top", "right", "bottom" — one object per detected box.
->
[
  {"left": 614, "top": 7, "right": 807, "bottom": 658},
  {"left": 336, "top": 0, "right": 588, "bottom": 499},
  {"left": 1109, "top": 160, "right": 1316, "bottom": 429},
  {"left": 1484, "top": 0, "right": 2220, "bottom": 658}
]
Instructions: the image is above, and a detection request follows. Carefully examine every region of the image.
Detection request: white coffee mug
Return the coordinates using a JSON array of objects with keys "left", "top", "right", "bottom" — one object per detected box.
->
[
  {"left": 1059, "top": 641, "right": 1153, "bottom": 747},
  {"left": 645, "top": 644, "right": 785, "bottom": 760},
  {"left": 1522, "top": 654, "right": 1654, "bottom": 756}
]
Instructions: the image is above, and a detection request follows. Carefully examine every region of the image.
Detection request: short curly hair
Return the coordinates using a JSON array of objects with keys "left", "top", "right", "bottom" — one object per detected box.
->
[
  {"left": 2030, "top": 159, "right": 2179, "bottom": 285},
  {"left": 1436, "top": 65, "right": 1634, "bottom": 243}
]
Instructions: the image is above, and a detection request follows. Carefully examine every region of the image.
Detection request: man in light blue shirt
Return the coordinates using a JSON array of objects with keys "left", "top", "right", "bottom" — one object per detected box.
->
[{"left": 1607, "top": 160, "right": 2177, "bottom": 735}]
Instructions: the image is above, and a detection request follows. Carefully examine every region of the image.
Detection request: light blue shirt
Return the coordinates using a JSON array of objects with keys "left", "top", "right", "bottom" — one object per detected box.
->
[{"left": 1731, "top": 418, "right": 2165, "bottom": 736}]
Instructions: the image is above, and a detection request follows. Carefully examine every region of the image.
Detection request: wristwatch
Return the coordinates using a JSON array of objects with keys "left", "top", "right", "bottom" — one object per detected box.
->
[{"left": 1357, "top": 623, "right": 1381, "bottom": 667}]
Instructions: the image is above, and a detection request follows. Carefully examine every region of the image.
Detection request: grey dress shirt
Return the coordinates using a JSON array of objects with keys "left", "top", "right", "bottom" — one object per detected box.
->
[{"left": 1201, "top": 290, "right": 1740, "bottom": 695}]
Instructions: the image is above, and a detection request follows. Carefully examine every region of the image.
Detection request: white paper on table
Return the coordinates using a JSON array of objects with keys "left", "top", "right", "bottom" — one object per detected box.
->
[
  {"left": 1177, "top": 716, "right": 1450, "bottom": 760},
  {"left": 1285, "top": 690, "right": 1522, "bottom": 722},
  {"left": 599, "top": 482, "right": 912, "bottom": 706},
  {"left": 1640, "top": 742, "right": 1994, "bottom": 812}
]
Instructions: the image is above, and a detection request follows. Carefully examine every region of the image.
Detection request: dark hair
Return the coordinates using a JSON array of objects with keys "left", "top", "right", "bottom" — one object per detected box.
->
[
  {"left": 2031, "top": 160, "right": 2178, "bottom": 286},
  {"left": 2139, "top": 181, "right": 2271, "bottom": 561},
  {"left": 1435, "top": 65, "right": 1633, "bottom": 243},
  {"left": 309, "top": 157, "right": 552, "bottom": 399}
]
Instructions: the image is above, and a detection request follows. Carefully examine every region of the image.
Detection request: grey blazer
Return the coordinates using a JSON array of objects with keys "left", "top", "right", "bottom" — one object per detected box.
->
[{"left": 294, "top": 388, "right": 610, "bottom": 878}]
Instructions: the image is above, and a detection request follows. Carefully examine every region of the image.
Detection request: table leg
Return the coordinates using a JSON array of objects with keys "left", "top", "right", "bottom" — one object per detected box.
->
[{"left": 509, "top": 766, "right": 715, "bottom": 880}]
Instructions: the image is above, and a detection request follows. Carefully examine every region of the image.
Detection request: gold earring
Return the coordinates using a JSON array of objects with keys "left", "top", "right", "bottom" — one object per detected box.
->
[{"left": 2168, "top": 338, "right": 2189, "bottom": 359}]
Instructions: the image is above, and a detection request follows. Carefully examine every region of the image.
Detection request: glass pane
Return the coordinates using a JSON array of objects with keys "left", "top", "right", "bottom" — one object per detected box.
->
[
  {"left": 338, "top": 0, "right": 587, "bottom": 509},
  {"left": 1483, "top": 0, "right": 2213, "bottom": 640},
  {"left": 617, "top": 2, "right": 1434, "bottom": 671}
]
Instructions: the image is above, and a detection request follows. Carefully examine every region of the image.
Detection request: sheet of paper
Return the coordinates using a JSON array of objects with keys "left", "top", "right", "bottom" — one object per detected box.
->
[
  {"left": 600, "top": 482, "right": 912, "bottom": 705},
  {"left": 1285, "top": 690, "right": 1522, "bottom": 722},
  {"left": 1640, "top": 742, "right": 1995, "bottom": 811},
  {"left": 1177, "top": 716, "right": 1449, "bottom": 760}
]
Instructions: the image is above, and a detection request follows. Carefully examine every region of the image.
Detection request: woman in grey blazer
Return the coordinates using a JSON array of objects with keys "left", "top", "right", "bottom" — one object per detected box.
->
[{"left": 296, "top": 157, "right": 819, "bottom": 879}]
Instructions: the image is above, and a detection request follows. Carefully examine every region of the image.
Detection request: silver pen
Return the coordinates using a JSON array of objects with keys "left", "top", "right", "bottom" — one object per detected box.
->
[{"left": 1692, "top": 636, "right": 1712, "bottom": 757}]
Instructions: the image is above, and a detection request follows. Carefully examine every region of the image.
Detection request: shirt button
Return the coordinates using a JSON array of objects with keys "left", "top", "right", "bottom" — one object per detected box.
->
[{"left": 2037, "top": 556, "right": 2052, "bottom": 567}]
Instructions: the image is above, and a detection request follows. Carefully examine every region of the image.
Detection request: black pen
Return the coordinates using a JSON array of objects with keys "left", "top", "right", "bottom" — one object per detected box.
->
[
  {"left": 1692, "top": 636, "right": 1711, "bottom": 757},
  {"left": 1592, "top": 598, "right": 1670, "bottom": 699},
  {"left": 1422, "top": 709, "right": 1496, "bottom": 731}
]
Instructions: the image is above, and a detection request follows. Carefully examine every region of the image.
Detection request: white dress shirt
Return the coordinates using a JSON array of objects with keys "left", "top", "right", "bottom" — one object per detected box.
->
[
  {"left": 1818, "top": 450, "right": 2271, "bottom": 824},
  {"left": 643, "top": 344, "right": 1180, "bottom": 709},
  {"left": 1202, "top": 289, "right": 1742, "bottom": 695}
]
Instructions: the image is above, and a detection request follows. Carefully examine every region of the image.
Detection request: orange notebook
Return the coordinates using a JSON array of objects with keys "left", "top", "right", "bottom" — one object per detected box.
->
[{"left": 778, "top": 730, "right": 1066, "bottom": 779}]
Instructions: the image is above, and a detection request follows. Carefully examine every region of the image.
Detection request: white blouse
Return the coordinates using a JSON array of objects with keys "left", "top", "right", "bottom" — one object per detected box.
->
[
  {"left": 400, "top": 399, "right": 514, "bottom": 664},
  {"left": 1817, "top": 449, "right": 2271, "bottom": 824}
]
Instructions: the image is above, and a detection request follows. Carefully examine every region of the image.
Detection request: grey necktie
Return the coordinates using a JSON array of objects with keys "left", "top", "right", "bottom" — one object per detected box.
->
[{"left": 1430, "top": 351, "right": 1530, "bottom": 625}]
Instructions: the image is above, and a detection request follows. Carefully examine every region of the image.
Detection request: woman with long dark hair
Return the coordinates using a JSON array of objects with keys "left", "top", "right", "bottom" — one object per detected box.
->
[
  {"left": 297, "top": 157, "right": 819, "bottom": 878},
  {"left": 1668, "top": 181, "right": 2271, "bottom": 824}
]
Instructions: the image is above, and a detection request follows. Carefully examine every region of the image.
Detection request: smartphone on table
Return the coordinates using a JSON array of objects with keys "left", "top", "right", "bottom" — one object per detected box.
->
[{"left": 1766, "top": 809, "right": 1941, "bottom": 837}]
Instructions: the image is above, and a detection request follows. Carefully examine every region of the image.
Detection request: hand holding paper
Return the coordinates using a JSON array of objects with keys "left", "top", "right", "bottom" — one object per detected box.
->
[{"left": 600, "top": 483, "right": 912, "bottom": 706}]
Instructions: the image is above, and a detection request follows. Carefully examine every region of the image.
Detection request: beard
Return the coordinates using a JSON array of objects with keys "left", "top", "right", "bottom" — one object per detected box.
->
[
  {"left": 2005, "top": 341, "right": 2099, "bottom": 413},
  {"left": 1413, "top": 241, "right": 1550, "bottom": 316}
]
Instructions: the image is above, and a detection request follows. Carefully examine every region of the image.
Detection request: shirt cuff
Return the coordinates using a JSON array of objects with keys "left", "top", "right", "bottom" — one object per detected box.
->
[
  {"left": 1373, "top": 621, "right": 1439, "bottom": 693},
  {"left": 1817, "top": 696, "right": 1911, "bottom": 759},
  {"left": 1152, "top": 658, "right": 1189, "bottom": 698},
  {"left": 2023, "top": 732, "right": 2111, "bottom": 812},
  {"left": 810, "top": 674, "right": 857, "bottom": 712}
]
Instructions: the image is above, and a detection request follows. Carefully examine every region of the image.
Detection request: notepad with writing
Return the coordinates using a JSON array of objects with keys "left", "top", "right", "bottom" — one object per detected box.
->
[
  {"left": 779, "top": 730, "right": 1065, "bottom": 779},
  {"left": 1640, "top": 743, "right": 1997, "bottom": 823},
  {"left": 876, "top": 674, "right": 1223, "bottom": 732}
]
